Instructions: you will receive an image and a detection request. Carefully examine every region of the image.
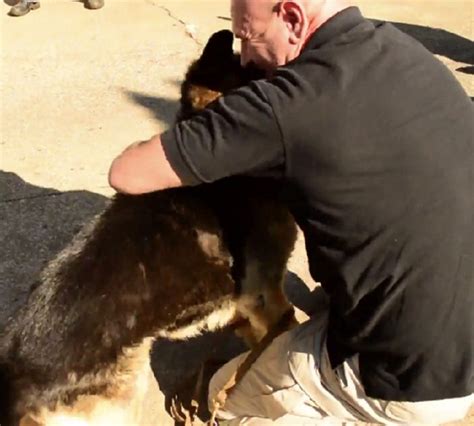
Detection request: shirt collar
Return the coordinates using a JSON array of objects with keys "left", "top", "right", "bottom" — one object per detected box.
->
[{"left": 303, "top": 6, "right": 366, "bottom": 51}]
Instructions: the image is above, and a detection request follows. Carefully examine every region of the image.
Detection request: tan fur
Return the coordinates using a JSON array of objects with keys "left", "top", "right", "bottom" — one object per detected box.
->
[
  {"left": 196, "top": 229, "right": 229, "bottom": 264},
  {"left": 235, "top": 260, "right": 295, "bottom": 345},
  {"left": 157, "top": 298, "right": 237, "bottom": 340},
  {"left": 188, "top": 85, "right": 222, "bottom": 111},
  {"left": 20, "top": 339, "right": 153, "bottom": 426}
]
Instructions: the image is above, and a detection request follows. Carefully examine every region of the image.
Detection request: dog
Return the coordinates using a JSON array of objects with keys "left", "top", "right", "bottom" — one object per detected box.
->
[{"left": 0, "top": 30, "right": 297, "bottom": 425}]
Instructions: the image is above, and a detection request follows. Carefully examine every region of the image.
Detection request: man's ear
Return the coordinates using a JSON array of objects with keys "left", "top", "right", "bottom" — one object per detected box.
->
[
  {"left": 280, "top": 1, "right": 305, "bottom": 44},
  {"left": 200, "top": 30, "right": 235, "bottom": 64}
]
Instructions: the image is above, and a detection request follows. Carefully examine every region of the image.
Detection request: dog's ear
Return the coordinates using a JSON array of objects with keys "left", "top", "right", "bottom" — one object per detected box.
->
[{"left": 200, "top": 30, "right": 234, "bottom": 64}]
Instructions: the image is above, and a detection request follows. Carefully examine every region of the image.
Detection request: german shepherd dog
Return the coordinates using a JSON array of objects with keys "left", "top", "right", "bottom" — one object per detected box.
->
[{"left": 0, "top": 30, "right": 297, "bottom": 425}]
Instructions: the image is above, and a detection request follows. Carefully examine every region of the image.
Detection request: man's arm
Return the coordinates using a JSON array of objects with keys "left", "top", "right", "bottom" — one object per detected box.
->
[
  {"left": 109, "top": 79, "right": 286, "bottom": 194},
  {"left": 108, "top": 134, "right": 183, "bottom": 194}
]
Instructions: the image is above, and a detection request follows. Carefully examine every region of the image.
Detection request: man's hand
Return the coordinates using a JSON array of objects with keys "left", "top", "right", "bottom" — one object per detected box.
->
[{"left": 108, "top": 134, "right": 182, "bottom": 194}]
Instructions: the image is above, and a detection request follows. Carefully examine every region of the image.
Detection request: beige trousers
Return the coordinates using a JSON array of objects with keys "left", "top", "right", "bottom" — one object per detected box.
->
[{"left": 208, "top": 312, "right": 473, "bottom": 425}]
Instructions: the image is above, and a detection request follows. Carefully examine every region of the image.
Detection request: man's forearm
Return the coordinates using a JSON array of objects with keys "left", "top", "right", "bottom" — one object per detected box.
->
[{"left": 108, "top": 134, "right": 182, "bottom": 194}]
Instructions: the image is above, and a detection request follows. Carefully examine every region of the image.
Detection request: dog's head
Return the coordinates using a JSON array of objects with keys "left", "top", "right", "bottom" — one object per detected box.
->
[{"left": 178, "top": 30, "right": 264, "bottom": 120}]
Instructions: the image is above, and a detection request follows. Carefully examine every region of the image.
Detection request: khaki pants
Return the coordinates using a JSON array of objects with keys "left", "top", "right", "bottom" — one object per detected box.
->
[{"left": 208, "top": 312, "right": 473, "bottom": 425}]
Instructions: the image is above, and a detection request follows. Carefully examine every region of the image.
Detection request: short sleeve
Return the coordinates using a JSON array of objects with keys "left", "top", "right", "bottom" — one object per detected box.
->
[{"left": 161, "top": 80, "right": 285, "bottom": 185}]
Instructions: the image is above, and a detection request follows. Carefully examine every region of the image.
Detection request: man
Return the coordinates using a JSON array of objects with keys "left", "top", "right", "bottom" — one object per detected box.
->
[
  {"left": 109, "top": 0, "right": 473, "bottom": 423},
  {"left": 7, "top": 0, "right": 104, "bottom": 17}
]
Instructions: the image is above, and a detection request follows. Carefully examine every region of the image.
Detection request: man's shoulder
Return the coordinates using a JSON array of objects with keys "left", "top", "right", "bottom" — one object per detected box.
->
[{"left": 279, "top": 16, "right": 464, "bottom": 102}]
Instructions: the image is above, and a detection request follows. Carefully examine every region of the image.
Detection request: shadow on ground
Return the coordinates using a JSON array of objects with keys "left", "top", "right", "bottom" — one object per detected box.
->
[
  {"left": 125, "top": 90, "right": 180, "bottom": 128},
  {"left": 0, "top": 171, "right": 108, "bottom": 326},
  {"left": 371, "top": 19, "right": 474, "bottom": 74}
]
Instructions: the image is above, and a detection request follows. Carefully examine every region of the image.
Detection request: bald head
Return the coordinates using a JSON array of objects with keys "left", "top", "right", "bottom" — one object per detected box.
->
[{"left": 231, "top": 0, "right": 352, "bottom": 72}]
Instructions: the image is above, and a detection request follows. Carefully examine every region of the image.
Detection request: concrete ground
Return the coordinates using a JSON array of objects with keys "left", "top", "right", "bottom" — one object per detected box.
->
[{"left": 1, "top": 0, "right": 472, "bottom": 424}]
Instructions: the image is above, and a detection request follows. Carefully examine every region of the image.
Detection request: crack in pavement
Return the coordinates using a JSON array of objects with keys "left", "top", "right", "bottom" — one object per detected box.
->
[
  {"left": 0, "top": 188, "right": 111, "bottom": 204},
  {"left": 0, "top": 192, "right": 70, "bottom": 204},
  {"left": 146, "top": 0, "right": 202, "bottom": 47}
]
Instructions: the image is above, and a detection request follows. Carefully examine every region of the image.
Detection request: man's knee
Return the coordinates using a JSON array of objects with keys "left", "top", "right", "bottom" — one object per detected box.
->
[{"left": 207, "top": 353, "right": 249, "bottom": 416}]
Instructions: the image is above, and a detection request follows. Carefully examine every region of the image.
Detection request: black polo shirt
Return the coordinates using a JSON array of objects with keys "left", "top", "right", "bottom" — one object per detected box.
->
[{"left": 162, "top": 7, "right": 473, "bottom": 401}]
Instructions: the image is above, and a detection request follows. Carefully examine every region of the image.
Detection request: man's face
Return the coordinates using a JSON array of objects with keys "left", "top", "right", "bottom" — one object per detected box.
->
[{"left": 231, "top": 0, "right": 294, "bottom": 74}]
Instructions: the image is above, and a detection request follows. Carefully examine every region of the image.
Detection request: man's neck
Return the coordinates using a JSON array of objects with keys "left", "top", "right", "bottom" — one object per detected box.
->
[{"left": 304, "top": 0, "right": 353, "bottom": 45}]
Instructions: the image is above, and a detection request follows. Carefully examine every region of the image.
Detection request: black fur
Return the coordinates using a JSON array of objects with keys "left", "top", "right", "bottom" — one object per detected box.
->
[{"left": 0, "top": 30, "right": 296, "bottom": 424}]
